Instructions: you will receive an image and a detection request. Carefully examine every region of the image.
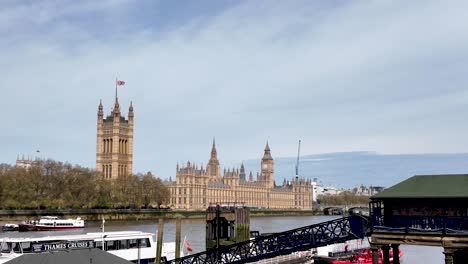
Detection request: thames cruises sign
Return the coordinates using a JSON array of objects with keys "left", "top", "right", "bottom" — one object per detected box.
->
[{"left": 32, "top": 241, "right": 93, "bottom": 252}]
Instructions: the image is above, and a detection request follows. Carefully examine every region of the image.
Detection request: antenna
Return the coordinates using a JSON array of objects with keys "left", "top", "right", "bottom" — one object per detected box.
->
[{"left": 295, "top": 139, "right": 301, "bottom": 177}]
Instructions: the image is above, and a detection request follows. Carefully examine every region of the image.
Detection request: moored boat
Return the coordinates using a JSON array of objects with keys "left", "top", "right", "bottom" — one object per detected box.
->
[
  {"left": 0, "top": 231, "right": 180, "bottom": 264},
  {"left": 18, "top": 216, "right": 84, "bottom": 231},
  {"left": 1, "top": 224, "right": 19, "bottom": 232}
]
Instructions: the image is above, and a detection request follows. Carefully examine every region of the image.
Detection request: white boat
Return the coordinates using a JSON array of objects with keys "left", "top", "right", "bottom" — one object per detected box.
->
[
  {"left": 18, "top": 216, "right": 84, "bottom": 231},
  {"left": 1, "top": 224, "right": 19, "bottom": 232},
  {"left": 0, "top": 231, "right": 181, "bottom": 264}
]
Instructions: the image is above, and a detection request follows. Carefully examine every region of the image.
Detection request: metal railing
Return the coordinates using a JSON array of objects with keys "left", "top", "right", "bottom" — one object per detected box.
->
[
  {"left": 165, "top": 215, "right": 370, "bottom": 264},
  {"left": 371, "top": 215, "right": 468, "bottom": 233}
]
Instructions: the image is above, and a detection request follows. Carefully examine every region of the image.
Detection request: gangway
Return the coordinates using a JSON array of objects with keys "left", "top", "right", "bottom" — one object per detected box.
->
[{"left": 165, "top": 215, "right": 370, "bottom": 264}]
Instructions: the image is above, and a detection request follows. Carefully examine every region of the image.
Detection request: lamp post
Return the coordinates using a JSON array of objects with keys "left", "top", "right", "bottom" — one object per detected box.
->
[{"left": 101, "top": 218, "right": 106, "bottom": 251}]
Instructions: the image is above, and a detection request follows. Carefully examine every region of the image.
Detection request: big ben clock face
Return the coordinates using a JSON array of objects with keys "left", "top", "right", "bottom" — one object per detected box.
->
[{"left": 262, "top": 164, "right": 268, "bottom": 169}]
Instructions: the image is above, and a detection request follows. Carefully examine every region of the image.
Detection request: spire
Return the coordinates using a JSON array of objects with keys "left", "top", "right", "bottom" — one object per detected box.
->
[
  {"left": 128, "top": 101, "right": 134, "bottom": 119},
  {"left": 239, "top": 163, "right": 246, "bottom": 181},
  {"left": 112, "top": 98, "right": 120, "bottom": 116},
  {"left": 210, "top": 137, "right": 217, "bottom": 159},
  {"left": 98, "top": 100, "right": 103, "bottom": 118},
  {"left": 262, "top": 141, "right": 273, "bottom": 160},
  {"left": 249, "top": 171, "right": 253, "bottom": 182}
]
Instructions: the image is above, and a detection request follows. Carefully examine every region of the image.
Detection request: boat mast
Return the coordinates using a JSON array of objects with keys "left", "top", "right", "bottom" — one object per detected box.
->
[{"left": 295, "top": 139, "right": 301, "bottom": 178}]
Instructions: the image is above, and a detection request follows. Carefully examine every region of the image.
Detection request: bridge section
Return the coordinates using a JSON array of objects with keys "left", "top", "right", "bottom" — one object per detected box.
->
[{"left": 165, "top": 215, "right": 370, "bottom": 264}]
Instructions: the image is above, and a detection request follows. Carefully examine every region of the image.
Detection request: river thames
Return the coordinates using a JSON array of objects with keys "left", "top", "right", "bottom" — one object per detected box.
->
[{"left": 1, "top": 215, "right": 443, "bottom": 263}]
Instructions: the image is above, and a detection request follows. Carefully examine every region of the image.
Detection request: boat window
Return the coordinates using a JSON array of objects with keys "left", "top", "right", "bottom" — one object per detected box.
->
[
  {"left": 119, "top": 240, "right": 128, "bottom": 250},
  {"left": 1, "top": 242, "right": 11, "bottom": 253},
  {"left": 129, "top": 239, "right": 138, "bottom": 249},
  {"left": 140, "top": 238, "right": 151, "bottom": 248},
  {"left": 106, "top": 240, "right": 117, "bottom": 251},
  {"left": 95, "top": 241, "right": 104, "bottom": 250},
  {"left": 20, "top": 242, "right": 32, "bottom": 253},
  {"left": 12, "top": 243, "right": 21, "bottom": 253}
]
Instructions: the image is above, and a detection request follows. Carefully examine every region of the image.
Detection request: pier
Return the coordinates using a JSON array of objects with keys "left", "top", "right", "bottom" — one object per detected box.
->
[
  {"left": 370, "top": 174, "right": 468, "bottom": 264},
  {"left": 165, "top": 215, "right": 369, "bottom": 263}
]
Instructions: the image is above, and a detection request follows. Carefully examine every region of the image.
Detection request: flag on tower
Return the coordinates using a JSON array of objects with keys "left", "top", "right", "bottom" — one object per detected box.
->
[{"left": 116, "top": 80, "right": 125, "bottom": 86}]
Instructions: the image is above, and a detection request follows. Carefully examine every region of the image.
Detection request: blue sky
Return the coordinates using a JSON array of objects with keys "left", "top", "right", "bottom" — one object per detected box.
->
[{"left": 1, "top": 0, "right": 468, "bottom": 179}]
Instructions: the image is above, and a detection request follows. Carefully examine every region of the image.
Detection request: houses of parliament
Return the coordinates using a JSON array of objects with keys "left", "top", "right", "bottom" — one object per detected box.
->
[
  {"left": 96, "top": 96, "right": 312, "bottom": 210},
  {"left": 167, "top": 140, "right": 313, "bottom": 210}
]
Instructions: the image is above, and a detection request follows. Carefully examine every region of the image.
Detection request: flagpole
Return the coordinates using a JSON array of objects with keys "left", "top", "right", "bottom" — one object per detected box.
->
[
  {"left": 183, "top": 235, "right": 186, "bottom": 255},
  {"left": 115, "top": 77, "right": 118, "bottom": 100}
]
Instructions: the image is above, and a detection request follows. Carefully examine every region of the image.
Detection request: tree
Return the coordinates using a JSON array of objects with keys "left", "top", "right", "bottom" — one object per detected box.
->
[{"left": 0, "top": 160, "right": 169, "bottom": 210}]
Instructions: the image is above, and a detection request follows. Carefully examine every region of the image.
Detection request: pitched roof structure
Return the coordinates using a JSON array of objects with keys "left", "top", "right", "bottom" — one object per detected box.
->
[
  {"left": 371, "top": 174, "right": 468, "bottom": 199},
  {"left": 4, "top": 248, "right": 133, "bottom": 264}
]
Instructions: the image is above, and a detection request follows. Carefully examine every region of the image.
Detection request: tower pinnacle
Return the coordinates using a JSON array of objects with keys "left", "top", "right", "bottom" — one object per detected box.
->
[
  {"left": 207, "top": 137, "right": 220, "bottom": 180},
  {"left": 211, "top": 137, "right": 217, "bottom": 159},
  {"left": 262, "top": 141, "right": 272, "bottom": 160},
  {"left": 128, "top": 101, "right": 134, "bottom": 119},
  {"left": 98, "top": 100, "right": 103, "bottom": 118}
]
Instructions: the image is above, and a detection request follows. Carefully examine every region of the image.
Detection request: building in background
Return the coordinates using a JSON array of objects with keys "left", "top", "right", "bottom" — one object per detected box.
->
[
  {"left": 167, "top": 140, "right": 313, "bottom": 210},
  {"left": 15, "top": 155, "right": 35, "bottom": 169},
  {"left": 96, "top": 95, "right": 134, "bottom": 179},
  {"left": 351, "top": 185, "right": 385, "bottom": 196}
]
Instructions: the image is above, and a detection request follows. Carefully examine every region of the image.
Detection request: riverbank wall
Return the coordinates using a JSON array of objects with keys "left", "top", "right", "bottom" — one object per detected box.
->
[{"left": 0, "top": 209, "right": 320, "bottom": 221}]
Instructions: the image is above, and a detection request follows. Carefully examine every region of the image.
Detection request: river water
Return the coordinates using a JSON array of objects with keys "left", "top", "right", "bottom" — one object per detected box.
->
[{"left": 0, "top": 215, "right": 444, "bottom": 263}]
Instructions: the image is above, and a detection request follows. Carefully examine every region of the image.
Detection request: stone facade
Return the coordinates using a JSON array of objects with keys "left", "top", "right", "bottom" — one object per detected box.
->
[
  {"left": 15, "top": 155, "right": 35, "bottom": 169},
  {"left": 168, "top": 140, "right": 313, "bottom": 210},
  {"left": 96, "top": 96, "right": 134, "bottom": 179}
]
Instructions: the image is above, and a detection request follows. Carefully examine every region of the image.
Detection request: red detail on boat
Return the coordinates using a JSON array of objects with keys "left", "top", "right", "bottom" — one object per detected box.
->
[{"left": 330, "top": 248, "right": 403, "bottom": 264}]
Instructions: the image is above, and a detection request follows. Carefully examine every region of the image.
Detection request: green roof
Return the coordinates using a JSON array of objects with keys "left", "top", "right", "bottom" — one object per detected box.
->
[{"left": 371, "top": 174, "right": 468, "bottom": 199}]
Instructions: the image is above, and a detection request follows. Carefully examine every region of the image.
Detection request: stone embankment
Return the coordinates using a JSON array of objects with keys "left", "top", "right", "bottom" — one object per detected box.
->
[{"left": 0, "top": 209, "right": 318, "bottom": 221}]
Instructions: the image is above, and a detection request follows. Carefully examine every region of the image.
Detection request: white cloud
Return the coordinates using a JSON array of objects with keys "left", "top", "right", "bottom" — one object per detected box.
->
[{"left": 1, "top": 0, "right": 468, "bottom": 179}]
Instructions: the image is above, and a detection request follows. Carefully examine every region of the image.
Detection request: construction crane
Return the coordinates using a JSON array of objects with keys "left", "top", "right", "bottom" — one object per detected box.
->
[{"left": 295, "top": 139, "right": 301, "bottom": 178}]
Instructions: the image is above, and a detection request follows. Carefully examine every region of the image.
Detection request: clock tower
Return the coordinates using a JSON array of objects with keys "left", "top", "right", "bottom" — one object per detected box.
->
[{"left": 261, "top": 141, "right": 274, "bottom": 189}]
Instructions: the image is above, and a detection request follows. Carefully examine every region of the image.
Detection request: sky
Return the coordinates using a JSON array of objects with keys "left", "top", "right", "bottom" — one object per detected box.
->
[{"left": 1, "top": 0, "right": 468, "bottom": 179}]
